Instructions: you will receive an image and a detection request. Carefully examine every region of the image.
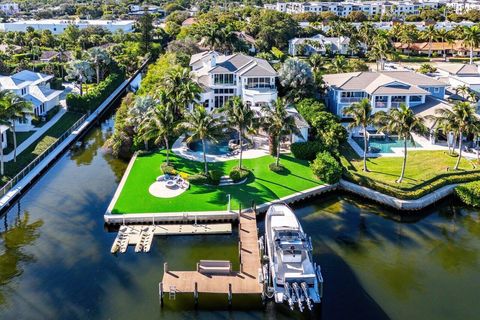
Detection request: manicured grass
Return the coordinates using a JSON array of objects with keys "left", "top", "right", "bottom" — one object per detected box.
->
[
  {"left": 0, "top": 112, "right": 83, "bottom": 185},
  {"left": 111, "top": 151, "right": 322, "bottom": 214},
  {"left": 3, "top": 131, "right": 35, "bottom": 154},
  {"left": 339, "top": 143, "right": 480, "bottom": 199}
]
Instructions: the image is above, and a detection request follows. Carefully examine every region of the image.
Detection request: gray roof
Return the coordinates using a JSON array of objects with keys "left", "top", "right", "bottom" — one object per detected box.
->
[
  {"left": 435, "top": 63, "right": 480, "bottom": 76},
  {"left": 210, "top": 53, "right": 277, "bottom": 77}
]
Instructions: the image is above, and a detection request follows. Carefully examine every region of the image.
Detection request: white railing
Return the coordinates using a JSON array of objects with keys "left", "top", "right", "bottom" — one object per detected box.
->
[
  {"left": 340, "top": 97, "right": 364, "bottom": 104},
  {"left": 0, "top": 113, "right": 87, "bottom": 197}
]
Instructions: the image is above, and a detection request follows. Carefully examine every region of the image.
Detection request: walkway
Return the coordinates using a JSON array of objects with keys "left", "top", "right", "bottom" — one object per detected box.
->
[
  {"left": 160, "top": 209, "right": 262, "bottom": 296},
  {"left": 2, "top": 107, "right": 67, "bottom": 162}
]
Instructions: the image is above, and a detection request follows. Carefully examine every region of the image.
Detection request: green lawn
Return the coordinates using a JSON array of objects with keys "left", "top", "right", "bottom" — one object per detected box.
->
[
  {"left": 1, "top": 112, "right": 83, "bottom": 185},
  {"left": 3, "top": 131, "right": 35, "bottom": 154},
  {"left": 111, "top": 150, "right": 322, "bottom": 214},
  {"left": 340, "top": 143, "right": 480, "bottom": 199}
]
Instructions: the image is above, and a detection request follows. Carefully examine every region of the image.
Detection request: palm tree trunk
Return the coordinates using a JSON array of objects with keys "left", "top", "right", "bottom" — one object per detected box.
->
[
  {"left": 238, "top": 128, "right": 243, "bottom": 170},
  {"left": 452, "top": 133, "right": 457, "bottom": 154},
  {"left": 144, "top": 139, "right": 148, "bottom": 151},
  {"left": 454, "top": 131, "right": 463, "bottom": 170},
  {"left": 397, "top": 138, "right": 408, "bottom": 183},
  {"left": 428, "top": 40, "right": 432, "bottom": 58},
  {"left": 276, "top": 135, "right": 281, "bottom": 166},
  {"left": 12, "top": 122, "right": 17, "bottom": 162},
  {"left": 470, "top": 47, "right": 474, "bottom": 65},
  {"left": 202, "top": 138, "right": 208, "bottom": 174},
  {"left": 0, "top": 133, "right": 4, "bottom": 175},
  {"left": 96, "top": 65, "right": 100, "bottom": 84},
  {"left": 164, "top": 136, "right": 169, "bottom": 165},
  {"left": 363, "top": 126, "right": 368, "bottom": 172}
]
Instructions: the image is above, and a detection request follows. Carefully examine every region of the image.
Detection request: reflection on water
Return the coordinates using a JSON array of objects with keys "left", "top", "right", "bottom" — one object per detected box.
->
[{"left": 0, "top": 109, "right": 479, "bottom": 319}]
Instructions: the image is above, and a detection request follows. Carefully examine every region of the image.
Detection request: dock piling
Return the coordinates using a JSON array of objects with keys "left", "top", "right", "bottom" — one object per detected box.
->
[
  {"left": 164, "top": 262, "right": 168, "bottom": 273},
  {"left": 194, "top": 282, "right": 198, "bottom": 306},
  {"left": 228, "top": 283, "right": 232, "bottom": 306},
  {"left": 159, "top": 282, "right": 164, "bottom": 307}
]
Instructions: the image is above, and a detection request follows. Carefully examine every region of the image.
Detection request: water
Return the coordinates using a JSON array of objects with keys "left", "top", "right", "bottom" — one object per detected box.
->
[
  {"left": 353, "top": 137, "right": 418, "bottom": 153},
  {"left": 188, "top": 138, "right": 231, "bottom": 155},
  {"left": 0, "top": 109, "right": 479, "bottom": 319}
]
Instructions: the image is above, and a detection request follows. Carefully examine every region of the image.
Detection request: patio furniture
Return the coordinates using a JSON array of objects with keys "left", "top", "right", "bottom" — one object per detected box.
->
[
  {"left": 156, "top": 175, "right": 165, "bottom": 182},
  {"left": 166, "top": 180, "right": 176, "bottom": 189}
]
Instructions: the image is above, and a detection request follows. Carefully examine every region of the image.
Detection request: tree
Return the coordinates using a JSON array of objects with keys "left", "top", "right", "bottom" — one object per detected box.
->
[
  {"left": 222, "top": 97, "right": 256, "bottom": 170},
  {"left": 437, "top": 28, "right": 453, "bottom": 61},
  {"left": 65, "top": 60, "right": 94, "bottom": 96},
  {"left": 87, "top": 47, "right": 111, "bottom": 84},
  {"left": 462, "top": 25, "right": 480, "bottom": 64},
  {"left": 1, "top": 91, "right": 33, "bottom": 162},
  {"left": 329, "top": 55, "right": 348, "bottom": 73},
  {"left": 311, "top": 112, "right": 348, "bottom": 152},
  {"left": 260, "top": 98, "right": 299, "bottom": 167},
  {"left": 433, "top": 102, "right": 479, "bottom": 171},
  {"left": 138, "top": 11, "right": 153, "bottom": 54},
  {"left": 375, "top": 104, "right": 427, "bottom": 183},
  {"left": 139, "top": 103, "right": 175, "bottom": 165},
  {"left": 128, "top": 95, "right": 156, "bottom": 150},
  {"left": 421, "top": 25, "right": 438, "bottom": 58},
  {"left": 343, "top": 98, "right": 373, "bottom": 172},
  {"left": 177, "top": 106, "right": 224, "bottom": 174},
  {"left": 368, "top": 33, "right": 391, "bottom": 70},
  {"left": 163, "top": 67, "right": 201, "bottom": 116},
  {"left": 278, "top": 58, "right": 314, "bottom": 102}
]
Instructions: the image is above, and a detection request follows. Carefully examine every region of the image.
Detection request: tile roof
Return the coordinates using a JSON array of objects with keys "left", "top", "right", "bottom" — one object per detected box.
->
[{"left": 435, "top": 63, "right": 479, "bottom": 76}]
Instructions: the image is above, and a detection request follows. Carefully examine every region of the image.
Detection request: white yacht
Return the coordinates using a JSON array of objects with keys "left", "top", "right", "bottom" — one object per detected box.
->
[{"left": 264, "top": 203, "right": 323, "bottom": 312}]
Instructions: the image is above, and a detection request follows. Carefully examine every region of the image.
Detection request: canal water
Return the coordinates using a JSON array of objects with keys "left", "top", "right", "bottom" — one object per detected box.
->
[{"left": 0, "top": 110, "right": 479, "bottom": 319}]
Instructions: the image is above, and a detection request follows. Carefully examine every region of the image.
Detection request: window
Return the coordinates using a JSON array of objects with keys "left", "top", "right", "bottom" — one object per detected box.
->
[
  {"left": 213, "top": 74, "right": 235, "bottom": 85},
  {"left": 21, "top": 88, "right": 26, "bottom": 95},
  {"left": 410, "top": 95, "right": 422, "bottom": 102},
  {"left": 375, "top": 96, "right": 388, "bottom": 108},
  {"left": 246, "top": 77, "right": 272, "bottom": 89},
  {"left": 433, "top": 87, "right": 440, "bottom": 93},
  {"left": 213, "top": 88, "right": 235, "bottom": 108}
]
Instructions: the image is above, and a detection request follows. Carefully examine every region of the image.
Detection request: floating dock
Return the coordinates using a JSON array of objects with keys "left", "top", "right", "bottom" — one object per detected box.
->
[
  {"left": 111, "top": 223, "right": 232, "bottom": 254},
  {"left": 159, "top": 209, "right": 262, "bottom": 305}
]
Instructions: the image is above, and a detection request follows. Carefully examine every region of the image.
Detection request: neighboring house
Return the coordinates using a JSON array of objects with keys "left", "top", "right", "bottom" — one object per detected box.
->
[
  {"left": 0, "top": 70, "right": 63, "bottom": 131},
  {"left": 394, "top": 41, "right": 480, "bottom": 58},
  {"left": 190, "top": 51, "right": 278, "bottom": 111},
  {"left": 0, "top": 19, "right": 135, "bottom": 34},
  {"left": 233, "top": 31, "right": 257, "bottom": 54},
  {"left": 181, "top": 17, "right": 196, "bottom": 27},
  {"left": 435, "top": 63, "right": 480, "bottom": 94},
  {"left": 288, "top": 34, "right": 353, "bottom": 56},
  {"left": 0, "top": 44, "right": 21, "bottom": 54},
  {"left": 323, "top": 71, "right": 447, "bottom": 118},
  {"left": 0, "top": 2, "right": 19, "bottom": 15}
]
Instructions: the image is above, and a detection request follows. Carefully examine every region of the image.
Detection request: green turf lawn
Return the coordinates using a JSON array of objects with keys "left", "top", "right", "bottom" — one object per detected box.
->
[
  {"left": 340, "top": 143, "right": 480, "bottom": 199},
  {"left": 111, "top": 150, "right": 322, "bottom": 214}
]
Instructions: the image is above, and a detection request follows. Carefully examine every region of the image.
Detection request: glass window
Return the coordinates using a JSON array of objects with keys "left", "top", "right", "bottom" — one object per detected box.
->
[{"left": 213, "top": 74, "right": 234, "bottom": 85}]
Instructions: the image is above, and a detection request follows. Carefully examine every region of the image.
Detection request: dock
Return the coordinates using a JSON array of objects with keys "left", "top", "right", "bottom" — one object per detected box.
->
[
  {"left": 111, "top": 223, "right": 232, "bottom": 253},
  {"left": 159, "top": 209, "right": 262, "bottom": 304}
]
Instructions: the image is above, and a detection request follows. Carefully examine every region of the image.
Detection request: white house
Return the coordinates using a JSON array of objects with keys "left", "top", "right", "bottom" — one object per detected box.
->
[
  {"left": 0, "top": 2, "right": 19, "bottom": 15},
  {"left": 0, "top": 19, "right": 135, "bottom": 35},
  {"left": 0, "top": 70, "right": 63, "bottom": 132},
  {"left": 289, "top": 35, "right": 352, "bottom": 56},
  {"left": 433, "top": 63, "right": 480, "bottom": 94},
  {"left": 190, "top": 51, "right": 278, "bottom": 111}
]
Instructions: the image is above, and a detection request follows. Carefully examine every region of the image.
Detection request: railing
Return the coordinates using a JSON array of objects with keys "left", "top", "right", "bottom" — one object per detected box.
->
[
  {"left": 0, "top": 113, "right": 87, "bottom": 197},
  {"left": 391, "top": 101, "right": 405, "bottom": 108},
  {"left": 340, "top": 97, "right": 364, "bottom": 104},
  {"left": 244, "top": 85, "right": 276, "bottom": 90}
]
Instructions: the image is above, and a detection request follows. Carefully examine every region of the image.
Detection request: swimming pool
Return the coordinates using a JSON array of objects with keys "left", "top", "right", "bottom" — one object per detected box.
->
[
  {"left": 188, "top": 139, "right": 231, "bottom": 155},
  {"left": 353, "top": 137, "right": 418, "bottom": 153}
]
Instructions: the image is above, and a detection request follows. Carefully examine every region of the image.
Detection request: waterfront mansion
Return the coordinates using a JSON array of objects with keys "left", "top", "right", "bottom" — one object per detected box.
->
[
  {"left": 189, "top": 51, "right": 277, "bottom": 111},
  {"left": 0, "top": 70, "right": 63, "bottom": 131},
  {"left": 323, "top": 71, "right": 447, "bottom": 119}
]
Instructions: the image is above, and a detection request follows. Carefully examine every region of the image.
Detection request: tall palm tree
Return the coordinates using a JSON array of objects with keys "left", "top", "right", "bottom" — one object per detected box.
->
[
  {"left": 375, "top": 104, "right": 427, "bottom": 183},
  {"left": 358, "top": 22, "right": 377, "bottom": 52},
  {"left": 343, "top": 98, "right": 373, "bottom": 172},
  {"left": 329, "top": 55, "right": 348, "bottom": 73},
  {"left": 434, "top": 102, "right": 479, "bottom": 170},
  {"left": 128, "top": 95, "right": 156, "bottom": 150},
  {"left": 368, "top": 33, "right": 391, "bottom": 71},
  {"left": 87, "top": 47, "right": 111, "bottom": 84},
  {"left": 462, "top": 25, "right": 480, "bottom": 65},
  {"left": 421, "top": 25, "right": 438, "bottom": 58},
  {"left": 437, "top": 28, "right": 453, "bottom": 61},
  {"left": 163, "top": 67, "right": 201, "bottom": 116},
  {"left": 1, "top": 91, "right": 33, "bottom": 162},
  {"left": 65, "top": 60, "right": 94, "bottom": 96},
  {"left": 177, "top": 105, "right": 224, "bottom": 174},
  {"left": 260, "top": 99, "right": 300, "bottom": 167},
  {"left": 139, "top": 103, "right": 175, "bottom": 165},
  {"left": 222, "top": 97, "right": 256, "bottom": 170}
]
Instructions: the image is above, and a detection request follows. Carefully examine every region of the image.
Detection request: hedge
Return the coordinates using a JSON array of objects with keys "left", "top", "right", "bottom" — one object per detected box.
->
[
  {"left": 229, "top": 167, "right": 250, "bottom": 182},
  {"left": 455, "top": 181, "right": 480, "bottom": 207},
  {"left": 66, "top": 72, "right": 125, "bottom": 113},
  {"left": 310, "top": 151, "right": 342, "bottom": 184},
  {"left": 291, "top": 141, "right": 324, "bottom": 160},
  {"left": 189, "top": 174, "right": 208, "bottom": 185},
  {"left": 207, "top": 169, "right": 223, "bottom": 185}
]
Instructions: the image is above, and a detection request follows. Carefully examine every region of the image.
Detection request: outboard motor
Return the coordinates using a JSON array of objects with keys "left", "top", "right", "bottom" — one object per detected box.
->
[
  {"left": 301, "top": 282, "right": 313, "bottom": 311},
  {"left": 284, "top": 282, "right": 294, "bottom": 310},
  {"left": 292, "top": 282, "right": 304, "bottom": 312}
]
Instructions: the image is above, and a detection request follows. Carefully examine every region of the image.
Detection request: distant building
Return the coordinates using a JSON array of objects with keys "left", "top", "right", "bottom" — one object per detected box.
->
[
  {"left": 0, "top": 70, "right": 63, "bottom": 132},
  {"left": 447, "top": 0, "right": 480, "bottom": 14},
  {"left": 289, "top": 35, "right": 353, "bottom": 56},
  {"left": 0, "top": 2, "right": 19, "bottom": 15},
  {"left": 394, "top": 41, "right": 480, "bottom": 58},
  {"left": 0, "top": 19, "right": 135, "bottom": 35}
]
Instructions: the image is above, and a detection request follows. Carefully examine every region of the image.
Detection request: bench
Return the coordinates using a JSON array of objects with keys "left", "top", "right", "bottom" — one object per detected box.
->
[{"left": 197, "top": 260, "right": 232, "bottom": 274}]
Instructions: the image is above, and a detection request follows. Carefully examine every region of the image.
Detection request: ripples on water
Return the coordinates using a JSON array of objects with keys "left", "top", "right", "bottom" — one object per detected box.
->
[{"left": 0, "top": 111, "right": 479, "bottom": 319}]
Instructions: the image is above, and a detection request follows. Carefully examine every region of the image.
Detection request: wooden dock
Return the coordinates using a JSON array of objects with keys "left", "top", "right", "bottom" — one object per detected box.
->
[{"left": 159, "top": 210, "right": 262, "bottom": 303}]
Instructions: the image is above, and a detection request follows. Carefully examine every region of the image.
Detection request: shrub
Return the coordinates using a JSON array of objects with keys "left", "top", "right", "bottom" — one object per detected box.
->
[
  {"left": 310, "top": 151, "right": 342, "bottom": 184},
  {"left": 189, "top": 174, "right": 208, "bottom": 185},
  {"left": 269, "top": 162, "right": 286, "bottom": 173},
  {"left": 66, "top": 72, "right": 125, "bottom": 113},
  {"left": 229, "top": 167, "right": 250, "bottom": 182},
  {"left": 291, "top": 141, "right": 324, "bottom": 160},
  {"left": 161, "top": 162, "right": 177, "bottom": 175},
  {"left": 207, "top": 169, "right": 223, "bottom": 185},
  {"left": 295, "top": 98, "right": 325, "bottom": 124},
  {"left": 455, "top": 181, "right": 480, "bottom": 207},
  {"left": 50, "top": 77, "right": 65, "bottom": 90}
]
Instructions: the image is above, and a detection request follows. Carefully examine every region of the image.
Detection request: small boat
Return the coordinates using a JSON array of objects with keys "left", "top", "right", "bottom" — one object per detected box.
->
[{"left": 264, "top": 204, "right": 323, "bottom": 312}]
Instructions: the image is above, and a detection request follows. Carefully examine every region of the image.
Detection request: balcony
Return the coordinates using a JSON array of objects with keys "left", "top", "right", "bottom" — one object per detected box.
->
[
  {"left": 242, "top": 87, "right": 277, "bottom": 105},
  {"left": 340, "top": 97, "right": 364, "bottom": 104}
]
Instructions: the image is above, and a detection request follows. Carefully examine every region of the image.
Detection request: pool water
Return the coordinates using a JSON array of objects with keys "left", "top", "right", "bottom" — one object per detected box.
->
[
  {"left": 353, "top": 137, "right": 418, "bottom": 153},
  {"left": 188, "top": 139, "right": 231, "bottom": 155}
]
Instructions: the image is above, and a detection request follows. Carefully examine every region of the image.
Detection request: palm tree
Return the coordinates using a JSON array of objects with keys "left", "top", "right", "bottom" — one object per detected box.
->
[
  {"left": 139, "top": 103, "right": 175, "bottom": 165},
  {"left": 222, "top": 97, "right": 256, "bottom": 170},
  {"left": 87, "top": 47, "right": 111, "bottom": 84},
  {"left": 358, "top": 22, "right": 377, "bottom": 52},
  {"left": 260, "top": 99, "right": 300, "bottom": 167},
  {"left": 462, "top": 25, "right": 480, "bottom": 65},
  {"left": 343, "top": 98, "right": 373, "bottom": 172},
  {"left": 128, "top": 95, "right": 156, "bottom": 150},
  {"left": 163, "top": 67, "right": 201, "bottom": 115},
  {"left": 375, "top": 104, "right": 427, "bottom": 183},
  {"left": 65, "top": 60, "right": 94, "bottom": 96},
  {"left": 177, "top": 105, "right": 224, "bottom": 174},
  {"left": 421, "top": 25, "right": 438, "bottom": 58},
  {"left": 437, "top": 28, "right": 453, "bottom": 61},
  {"left": 1, "top": 91, "right": 33, "bottom": 162},
  {"left": 368, "top": 33, "right": 391, "bottom": 71},
  {"left": 329, "top": 55, "right": 348, "bottom": 73},
  {"left": 434, "top": 102, "right": 479, "bottom": 170}
]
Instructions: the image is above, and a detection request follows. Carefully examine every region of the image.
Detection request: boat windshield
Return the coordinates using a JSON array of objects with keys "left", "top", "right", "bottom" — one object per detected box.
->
[{"left": 276, "top": 230, "right": 301, "bottom": 240}]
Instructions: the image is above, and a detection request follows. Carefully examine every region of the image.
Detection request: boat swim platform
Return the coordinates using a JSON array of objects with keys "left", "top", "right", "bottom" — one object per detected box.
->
[
  {"left": 159, "top": 210, "right": 262, "bottom": 305},
  {"left": 111, "top": 223, "right": 232, "bottom": 254}
]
